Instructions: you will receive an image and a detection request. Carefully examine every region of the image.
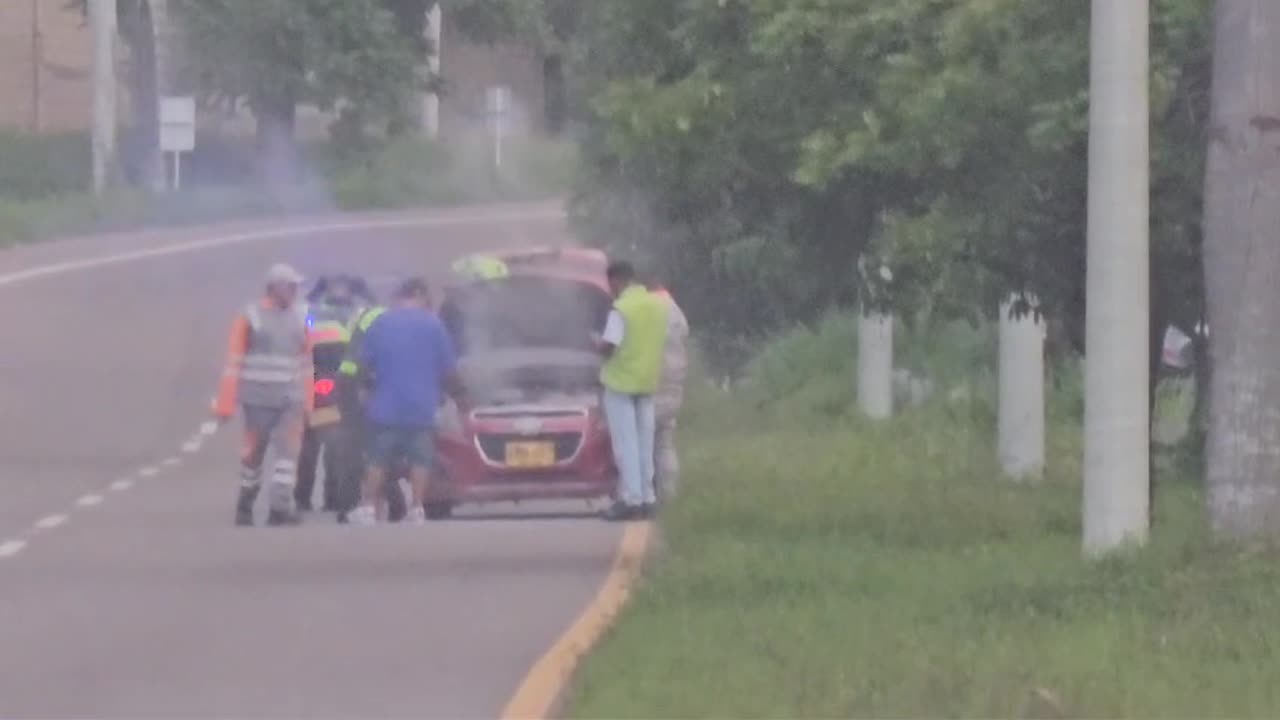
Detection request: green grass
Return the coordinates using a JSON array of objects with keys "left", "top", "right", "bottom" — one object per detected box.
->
[
  {"left": 0, "top": 134, "right": 577, "bottom": 248},
  {"left": 565, "top": 319, "right": 1280, "bottom": 718}
]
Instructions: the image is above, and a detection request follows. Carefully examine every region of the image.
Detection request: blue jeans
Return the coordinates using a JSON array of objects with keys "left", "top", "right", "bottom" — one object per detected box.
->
[{"left": 603, "top": 389, "right": 657, "bottom": 506}]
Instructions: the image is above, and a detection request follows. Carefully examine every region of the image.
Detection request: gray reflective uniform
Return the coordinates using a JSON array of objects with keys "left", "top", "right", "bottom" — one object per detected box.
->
[
  {"left": 654, "top": 293, "right": 689, "bottom": 500},
  {"left": 238, "top": 301, "right": 311, "bottom": 513}
]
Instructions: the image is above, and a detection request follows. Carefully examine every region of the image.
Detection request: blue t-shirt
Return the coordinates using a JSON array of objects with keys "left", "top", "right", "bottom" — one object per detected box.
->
[{"left": 360, "top": 307, "right": 457, "bottom": 428}]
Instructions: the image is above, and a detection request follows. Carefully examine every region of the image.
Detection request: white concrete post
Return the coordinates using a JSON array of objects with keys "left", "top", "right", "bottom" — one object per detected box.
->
[
  {"left": 89, "top": 0, "right": 117, "bottom": 194},
  {"left": 858, "top": 311, "right": 894, "bottom": 420},
  {"left": 422, "top": 2, "right": 442, "bottom": 139},
  {"left": 998, "top": 297, "right": 1046, "bottom": 480},
  {"left": 1082, "top": 0, "right": 1151, "bottom": 554}
]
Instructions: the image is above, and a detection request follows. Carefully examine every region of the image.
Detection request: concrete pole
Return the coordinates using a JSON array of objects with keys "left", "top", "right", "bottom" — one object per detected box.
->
[
  {"left": 150, "top": 0, "right": 173, "bottom": 192},
  {"left": 858, "top": 311, "right": 894, "bottom": 420},
  {"left": 89, "top": 0, "right": 117, "bottom": 194},
  {"left": 1082, "top": 0, "right": 1150, "bottom": 554},
  {"left": 998, "top": 297, "right": 1046, "bottom": 480},
  {"left": 423, "top": 2, "right": 442, "bottom": 139}
]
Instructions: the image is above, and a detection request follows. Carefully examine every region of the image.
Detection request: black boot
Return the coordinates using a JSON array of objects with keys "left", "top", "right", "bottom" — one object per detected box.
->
[
  {"left": 235, "top": 486, "right": 260, "bottom": 527},
  {"left": 266, "top": 508, "right": 302, "bottom": 526}
]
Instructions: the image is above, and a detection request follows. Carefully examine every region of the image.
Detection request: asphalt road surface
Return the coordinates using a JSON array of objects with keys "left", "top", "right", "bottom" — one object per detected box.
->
[{"left": 0, "top": 201, "right": 622, "bottom": 719}]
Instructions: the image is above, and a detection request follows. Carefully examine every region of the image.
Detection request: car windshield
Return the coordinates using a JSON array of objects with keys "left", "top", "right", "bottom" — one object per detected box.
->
[{"left": 440, "top": 275, "right": 611, "bottom": 357}]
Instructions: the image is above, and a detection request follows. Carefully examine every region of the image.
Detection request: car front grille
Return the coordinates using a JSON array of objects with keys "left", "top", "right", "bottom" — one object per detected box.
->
[{"left": 476, "top": 432, "right": 583, "bottom": 465}]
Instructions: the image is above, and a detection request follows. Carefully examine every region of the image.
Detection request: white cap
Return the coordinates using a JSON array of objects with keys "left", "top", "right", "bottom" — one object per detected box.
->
[{"left": 265, "top": 262, "right": 304, "bottom": 286}]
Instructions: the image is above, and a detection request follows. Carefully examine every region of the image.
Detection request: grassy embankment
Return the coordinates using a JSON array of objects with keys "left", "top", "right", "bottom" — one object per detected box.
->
[
  {"left": 0, "top": 129, "right": 576, "bottom": 248},
  {"left": 567, "top": 313, "right": 1280, "bottom": 718}
]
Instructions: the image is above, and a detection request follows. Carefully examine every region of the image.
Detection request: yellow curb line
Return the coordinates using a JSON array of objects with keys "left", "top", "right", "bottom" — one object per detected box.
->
[{"left": 500, "top": 521, "right": 654, "bottom": 720}]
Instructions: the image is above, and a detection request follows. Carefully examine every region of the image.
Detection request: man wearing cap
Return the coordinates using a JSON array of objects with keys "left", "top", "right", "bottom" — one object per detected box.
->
[{"left": 212, "top": 262, "right": 314, "bottom": 527}]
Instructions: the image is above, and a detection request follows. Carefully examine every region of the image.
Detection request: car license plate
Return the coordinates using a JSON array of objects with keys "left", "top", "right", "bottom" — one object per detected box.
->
[
  {"left": 309, "top": 405, "right": 341, "bottom": 428},
  {"left": 504, "top": 441, "right": 555, "bottom": 468}
]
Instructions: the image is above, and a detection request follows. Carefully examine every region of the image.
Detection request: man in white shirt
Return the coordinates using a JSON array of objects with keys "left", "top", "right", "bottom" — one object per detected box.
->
[{"left": 649, "top": 283, "right": 689, "bottom": 502}]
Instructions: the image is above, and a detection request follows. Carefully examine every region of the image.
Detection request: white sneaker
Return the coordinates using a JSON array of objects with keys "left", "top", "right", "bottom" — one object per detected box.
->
[
  {"left": 347, "top": 505, "right": 377, "bottom": 526},
  {"left": 405, "top": 506, "right": 426, "bottom": 526}
]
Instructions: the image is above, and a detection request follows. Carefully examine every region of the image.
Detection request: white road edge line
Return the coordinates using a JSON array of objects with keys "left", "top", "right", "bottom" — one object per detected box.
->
[
  {"left": 198, "top": 421, "right": 219, "bottom": 437},
  {"left": 0, "top": 206, "right": 563, "bottom": 289},
  {"left": 76, "top": 494, "right": 104, "bottom": 507},
  {"left": 162, "top": 457, "right": 182, "bottom": 467},
  {"left": 0, "top": 540, "right": 26, "bottom": 558},
  {"left": 138, "top": 467, "right": 159, "bottom": 478},
  {"left": 34, "top": 514, "right": 68, "bottom": 530},
  {"left": 110, "top": 479, "right": 134, "bottom": 492},
  {"left": 182, "top": 440, "right": 202, "bottom": 453}
]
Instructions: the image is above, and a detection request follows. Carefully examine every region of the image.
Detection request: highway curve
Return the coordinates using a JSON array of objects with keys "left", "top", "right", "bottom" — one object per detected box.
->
[{"left": 0, "top": 201, "right": 622, "bottom": 719}]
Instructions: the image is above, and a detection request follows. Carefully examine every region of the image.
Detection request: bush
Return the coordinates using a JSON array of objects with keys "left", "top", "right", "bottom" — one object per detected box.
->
[
  {"left": 0, "top": 130, "right": 91, "bottom": 199},
  {"left": 0, "top": 133, "right": 578, "bottom": 248},
  {"left": 564, "top": 322, "right": 1268, "bottom": 719}
]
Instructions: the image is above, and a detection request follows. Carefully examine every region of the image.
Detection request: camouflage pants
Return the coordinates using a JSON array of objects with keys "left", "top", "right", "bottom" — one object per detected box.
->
[{"left": 655, "top": 411, "right": 680, "bottom": 502}]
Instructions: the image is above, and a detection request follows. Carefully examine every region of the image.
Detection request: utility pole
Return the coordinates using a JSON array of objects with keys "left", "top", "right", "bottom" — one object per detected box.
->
[
  {"left": 423, "top": 2, "right": 442, "bottom": 139},
  {"left": 1082, "top": 0, "right": 1150, "bottom": 554},
  {"left": 89, "top": 0, "right": 118, "bottom": 194},
  {"left": 30, "top": 0, "right": 43, "bottom": 132}
]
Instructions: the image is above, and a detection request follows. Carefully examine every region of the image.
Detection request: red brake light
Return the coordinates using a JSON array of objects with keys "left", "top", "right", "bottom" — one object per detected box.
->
[{"left": 314, "top": 378, "right": 335, "bottom": 396}]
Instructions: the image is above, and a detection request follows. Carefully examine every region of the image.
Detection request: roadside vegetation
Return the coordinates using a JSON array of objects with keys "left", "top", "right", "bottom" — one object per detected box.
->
[
  {"left": 567, "top": 318, "right": 1280, "bottom": 718},
  {"left": 0, "top": 130, "right": 576, "bottom": 248}
]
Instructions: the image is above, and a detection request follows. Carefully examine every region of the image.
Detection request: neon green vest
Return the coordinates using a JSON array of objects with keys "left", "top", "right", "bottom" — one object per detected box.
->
[
  {"left": 452, "top": 254, "right": 509, "bottom": 280},
  {"left": 338, "top": 306, "right": 386, "bottom": 376},
  {"left": 600, "top": 285, "right": 669, "bottom": 394}
]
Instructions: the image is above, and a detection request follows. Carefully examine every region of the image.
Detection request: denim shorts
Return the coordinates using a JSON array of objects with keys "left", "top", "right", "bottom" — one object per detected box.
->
[{"left": 366, "top": 425, "right": 435, "bottom": 470}]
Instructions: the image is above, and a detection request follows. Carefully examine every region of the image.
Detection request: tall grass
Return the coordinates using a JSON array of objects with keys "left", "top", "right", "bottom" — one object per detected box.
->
[{"left": 565, "top": 315, "right": 1273, "bottom": 719}]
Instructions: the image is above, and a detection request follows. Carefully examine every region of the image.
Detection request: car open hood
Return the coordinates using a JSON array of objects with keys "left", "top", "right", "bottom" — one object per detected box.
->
[{"left": 441, "top": 275, "right": 611, "bottom": 406}]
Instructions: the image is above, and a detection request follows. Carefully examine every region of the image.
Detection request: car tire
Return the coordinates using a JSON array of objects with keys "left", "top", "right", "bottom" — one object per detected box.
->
[{"left": 424, "top": 501, "right": 454, "bottom": 520}]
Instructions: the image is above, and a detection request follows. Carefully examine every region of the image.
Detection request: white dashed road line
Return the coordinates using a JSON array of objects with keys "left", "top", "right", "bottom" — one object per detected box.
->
[
  {"left": 3, "top": 404, "right": 227, "bottom": 561},
  {"left": 34, "top": 515, "right": 68, "bottom": 531},
  {"left": 0, "top": 540, "right": 26, "bottom": 558}
]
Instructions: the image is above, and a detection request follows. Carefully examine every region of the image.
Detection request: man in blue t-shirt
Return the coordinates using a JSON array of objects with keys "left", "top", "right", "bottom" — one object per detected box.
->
[{"left": 347, "top": 277, "right": 459, "bottom": 526}]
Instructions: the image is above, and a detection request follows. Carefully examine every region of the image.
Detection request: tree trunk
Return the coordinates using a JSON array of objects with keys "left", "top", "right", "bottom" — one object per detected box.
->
[
  {"left": 121, "top": 0, "right": 161, "bottom": 190},
  {"left": 1202, "top": 1, "right": 1280, "bottom": 539}
]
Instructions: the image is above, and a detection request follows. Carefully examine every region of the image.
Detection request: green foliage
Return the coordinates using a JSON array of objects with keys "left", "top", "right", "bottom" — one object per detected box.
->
[
  {"left": 567, "top": 0, "right": 1212, "bottom": 371},
  {"left": 0, "top": 131, "right": 91, "bottom": 200},
  {"left": 172, "top": 0, "right": 422, "bottom": 130},
  {"left": 564, "top": 329, "right": 1276, "bottom": 719}
]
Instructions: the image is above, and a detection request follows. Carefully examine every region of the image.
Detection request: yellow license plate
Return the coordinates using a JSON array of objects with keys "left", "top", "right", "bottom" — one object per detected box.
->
[
  {"left": 504, "top": 441, "right": 555, "bottom": 468},
  {"left": 309, "top": 406, "right": 341, "bottom": 427}
]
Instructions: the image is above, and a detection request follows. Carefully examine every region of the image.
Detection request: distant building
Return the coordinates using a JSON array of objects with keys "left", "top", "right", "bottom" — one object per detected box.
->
[{"left": 0, "top": 0, "right": 552, "bottom": 138}]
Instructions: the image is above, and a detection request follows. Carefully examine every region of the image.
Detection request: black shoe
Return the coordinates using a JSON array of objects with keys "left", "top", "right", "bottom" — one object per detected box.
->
[
  {"left": 603, "top": 502, "right": 640, "bottom": 522},
  {"left": 266, "top": 509, "right": 302, "bottom": 526},
  {"left": 638, "top": 503, "right": 657, "bottom": 520},
  {"left": 295, "top": 500, "right": 314, "bottom": 513},
  {"left": 235, "top": 485, "right": 260, "bottom": 527}
]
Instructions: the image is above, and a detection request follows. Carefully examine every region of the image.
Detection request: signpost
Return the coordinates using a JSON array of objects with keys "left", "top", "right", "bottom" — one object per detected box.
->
[
  {"left": 485, "top": 85, "right": 511, "bottom": 171},
  {"left": 159, "top": 96, "right": 195, "bottom": 191}
]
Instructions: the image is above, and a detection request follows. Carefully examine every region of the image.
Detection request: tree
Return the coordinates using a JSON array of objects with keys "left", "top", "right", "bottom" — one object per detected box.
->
[
  {"left": 566, "top": 0, "right": 1209, "bottom": 385},
  {"left": 171, "top": 0, "right": 422, "bottom": 183},
  {"left": 1201, "top": 2, "right": 1280, "bottom": 539}
]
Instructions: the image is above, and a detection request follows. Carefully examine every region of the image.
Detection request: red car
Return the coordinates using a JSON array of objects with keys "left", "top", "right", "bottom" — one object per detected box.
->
[{"left": 425, "top": 247, "right": 617, "bottom": 517}]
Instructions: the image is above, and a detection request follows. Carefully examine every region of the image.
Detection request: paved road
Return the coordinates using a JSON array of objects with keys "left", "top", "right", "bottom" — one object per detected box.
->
[{"left": 0, "top": 202, "right": 622, "bottom": 718}]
